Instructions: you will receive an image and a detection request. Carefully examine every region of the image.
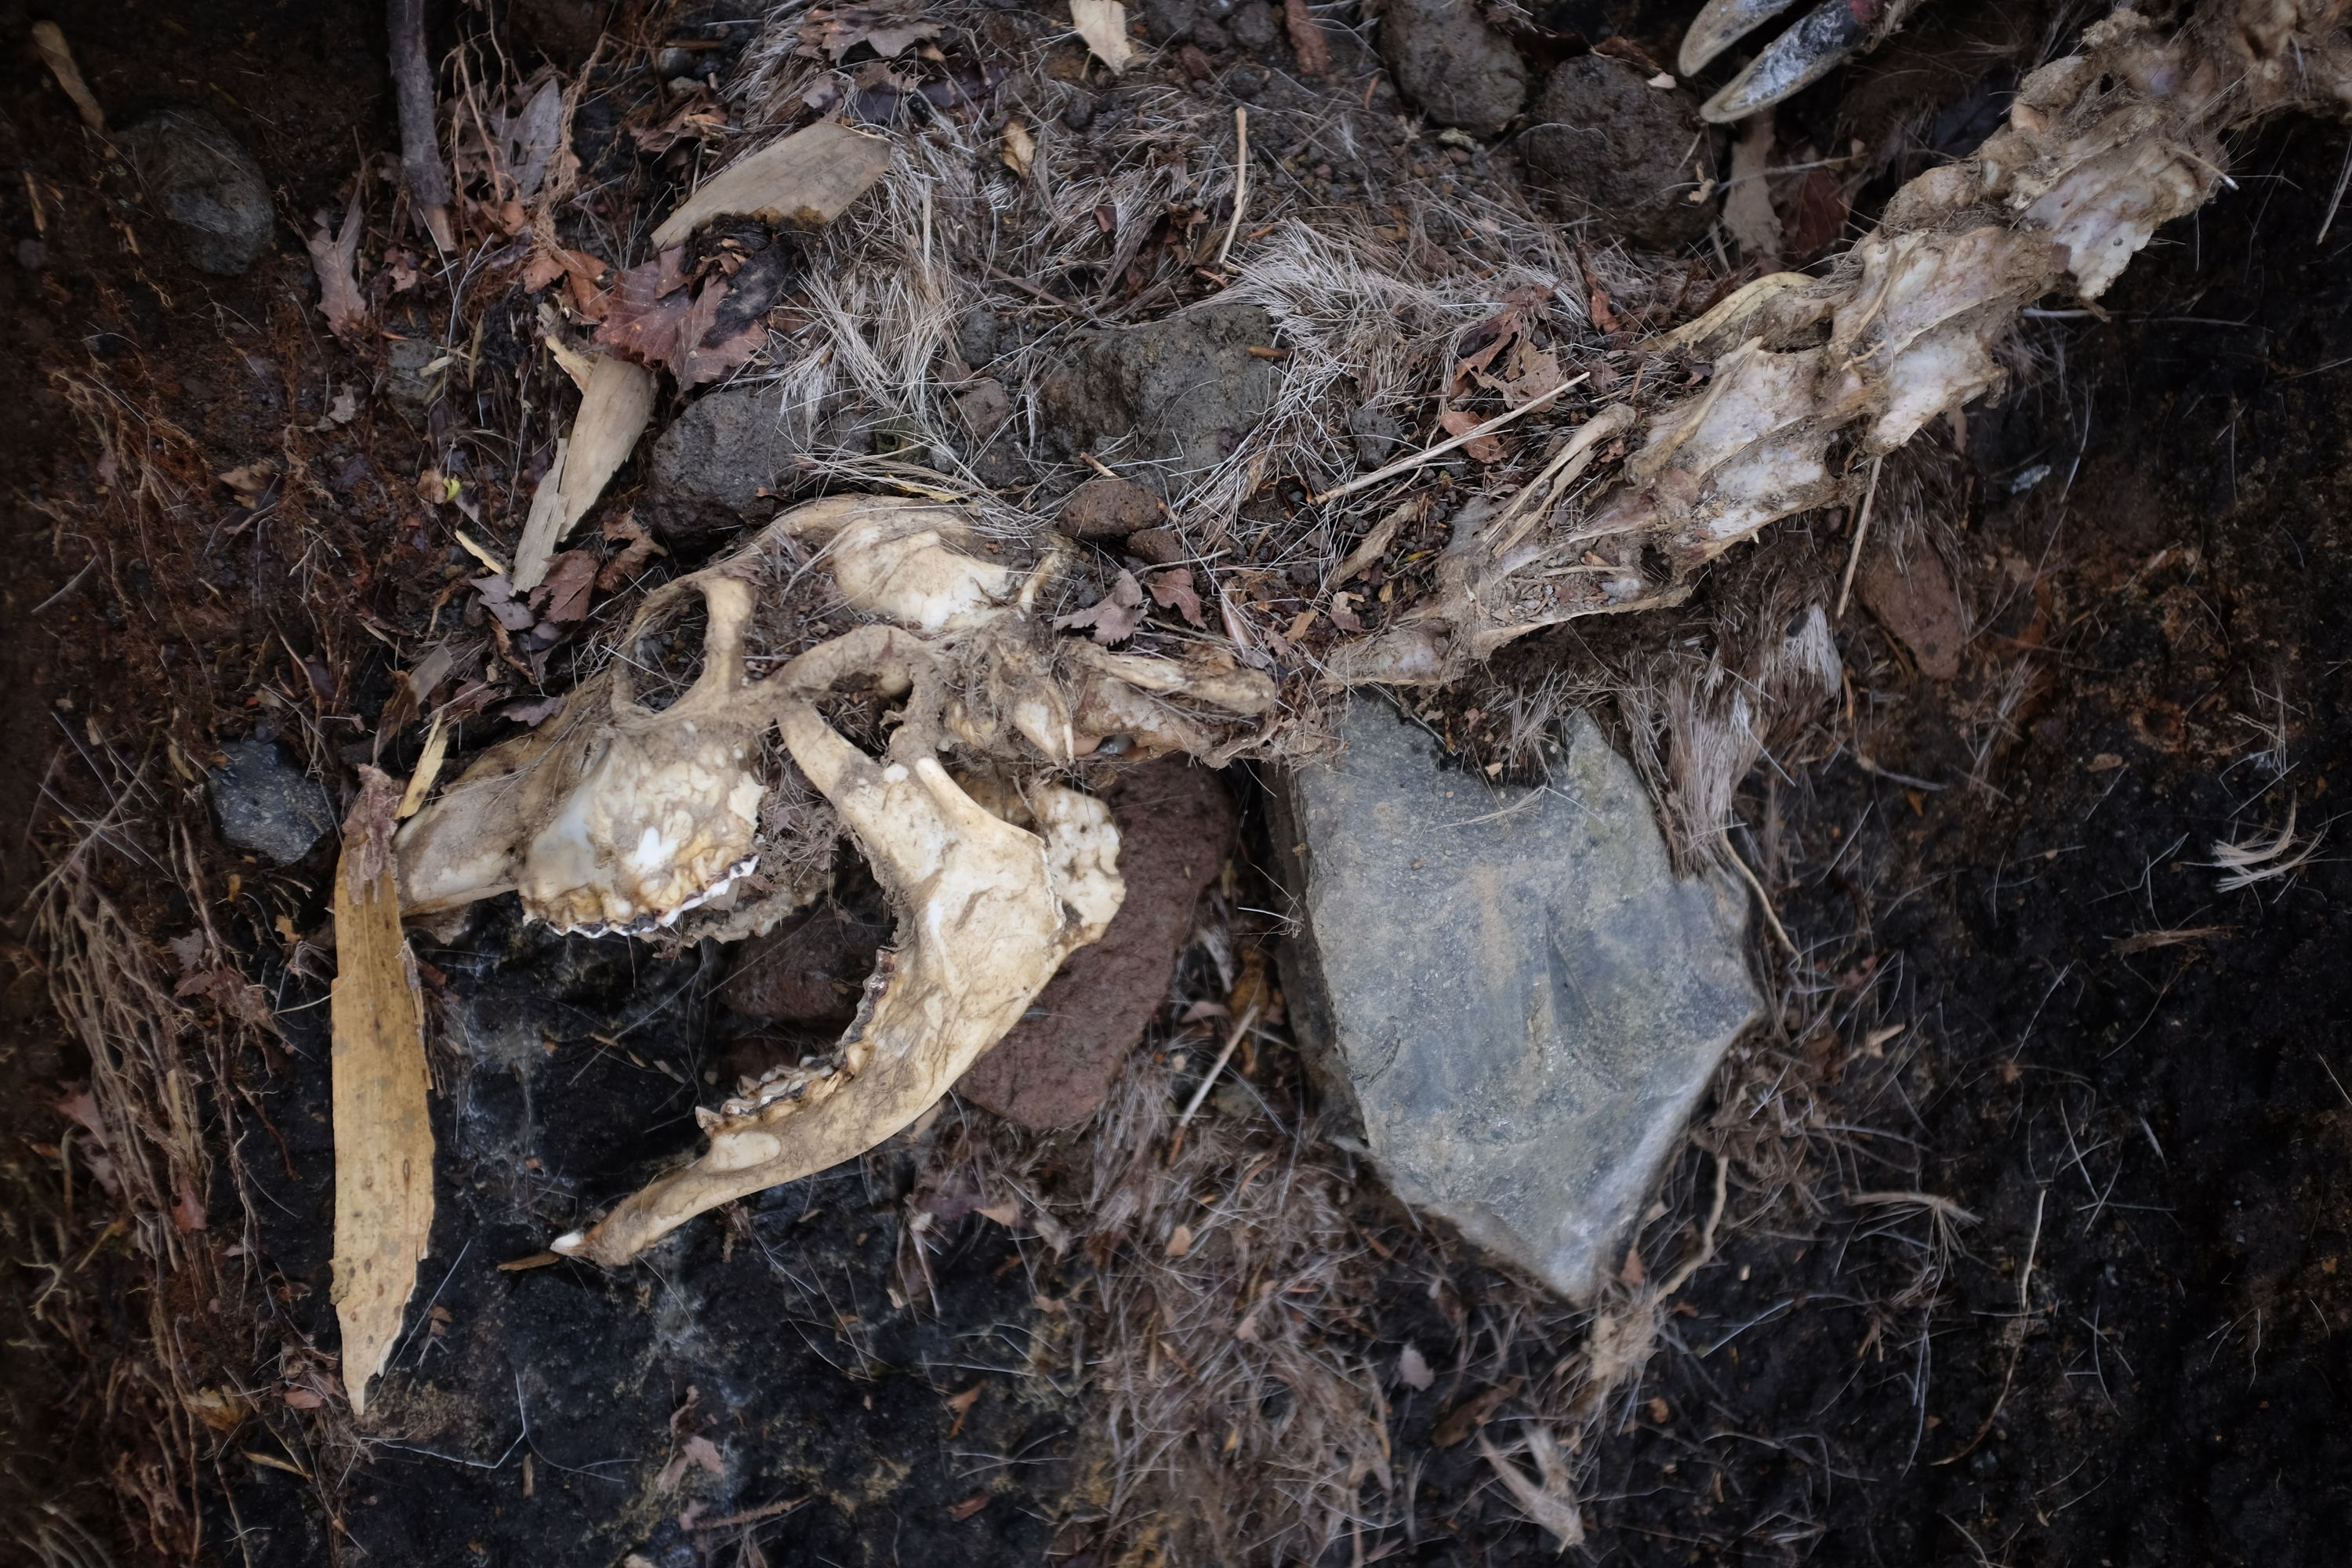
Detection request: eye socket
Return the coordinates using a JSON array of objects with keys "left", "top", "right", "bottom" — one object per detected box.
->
[{"left": 628, "top": 593, "right": 709, "bottom": 713}]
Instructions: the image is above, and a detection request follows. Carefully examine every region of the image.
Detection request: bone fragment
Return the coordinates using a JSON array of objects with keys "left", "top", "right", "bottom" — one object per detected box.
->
[{"left": 551, "top": 695, "right": 1122, "bottom": 1265}]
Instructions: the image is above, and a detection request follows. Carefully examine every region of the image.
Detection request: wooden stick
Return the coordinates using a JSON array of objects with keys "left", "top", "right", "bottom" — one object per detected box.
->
[
  {"left": 1215, "top": 107, "right": 1250, "bottom": 269},
  {"left": 1834, "top": 452, "right": 1885, "bottom": 619},
  {"left": 1312, "top": 374, "right": 1591, "bottom": 505}
]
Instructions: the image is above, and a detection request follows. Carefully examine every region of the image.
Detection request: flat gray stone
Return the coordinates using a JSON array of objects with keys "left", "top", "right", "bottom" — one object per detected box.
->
[
  {"left": 1274, "top": 702, "right": 1759, "bottom": 1302},
  {"left": 209, "top": 738, "right": 337, "bottom": 864}
]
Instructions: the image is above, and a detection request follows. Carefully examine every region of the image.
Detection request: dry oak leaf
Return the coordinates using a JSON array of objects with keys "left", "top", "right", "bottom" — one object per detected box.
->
[
  {"left": 1437, "top": 408, "right": 1505, "bottom": 464},
  {"left": 1054, "top": 568, "right": 1147, "bottom": 645}
]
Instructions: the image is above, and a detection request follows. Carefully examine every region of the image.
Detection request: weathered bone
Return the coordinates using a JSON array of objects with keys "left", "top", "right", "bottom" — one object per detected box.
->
[
  {"left": 550, "top": 657, "right": 1122, "bottom": 1265},
  {"left": 1337, "top": 2, "right": 2352, "bottom": 685},
  {"left": 395, "top": 492, "right": 1272, "bottom": 1260}
]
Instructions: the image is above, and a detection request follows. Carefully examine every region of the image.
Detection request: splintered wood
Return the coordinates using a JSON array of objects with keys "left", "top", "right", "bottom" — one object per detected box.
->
[{"left": 330, "top": 767, "right": 435, "bottom": 1417}]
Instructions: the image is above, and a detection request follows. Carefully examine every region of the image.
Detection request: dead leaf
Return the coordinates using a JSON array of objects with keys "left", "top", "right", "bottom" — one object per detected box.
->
[
  {"left": 655, "top": 1434, "right": 727, "bottom": 1492},
  {"left": 653, "top": 121, "right": 892, "bottom": 248},
  {"left": 474, "top": 574, "right": 538, "bottom": 632},
  {"left": 491, "top": 76, "right": 567, "bottom": 202},
  {"left": 1001, "top": 118, "right": 1035, "bottom": 180},
  {"left": 974, "top": 1200, "right": 1022, "bottom": 1226},
  {"left": 329, "top": 768, "right": 435, "bottom": 1418},
  {"left": 1070, "top": 0, "right": 1135, "bottom": 74},
  {"left": 307, "top": 191, "right": 368, "bottom": 338},
  {"left": 1165, "top": 1222, "right": 1194, "bottom": 1258},
  {"left": 1432, "top": 1375, "right": 1523, "bottom": 1447},
  {"left": 31, "top": 22, "right": 106, "bottom": 132},
  {"left": 536, "top": 550, "right": 597, "bottom": 624},
  {"left": 169, "top": 1171, "right": 208, "bottom": 1232},
  {"left": 174, "top": 964, "right": 281, "bottom": 1035},
  {"left": 597, "top": 511, "right": 669, "bottom": 592},
  {"left": 797, "top": 4, "right": 942, "bottom": 61},
  {"left": 1398, "top": 1342, "right": 1433, "bottom": 1390},
  {"left": 1283, "top": 0, "right": 1330, "bottom": 76},
  {"left": 946, "top": 1494, "right": 990, "bottom": 1522},
  {"left": 1327, "top": 590, "right": 1362, "bottom": 633},
  {"left": 313, "top": 387, "right": 361, "bottom": 430},
  {"left": 513, "top": 354, "right": 658, "bottom": 592},
  {"left": 281, "top": 1385, "right": 325, "bottom": 1410},
  {"left": 1054, "top": 569, "right": 1147, "bottom": 645},
  {"left": 1437, "top": 408, "right": 1504, "bottom": 465},
  {"left": 1146, "top": 567, "right": 1204, "bottom": 628},
  {"left": 216, "top": 463, "right": 275, "bottom": 501},
  {"left": 943, "top": 1384, "right": 982, "bottom": 1438}
]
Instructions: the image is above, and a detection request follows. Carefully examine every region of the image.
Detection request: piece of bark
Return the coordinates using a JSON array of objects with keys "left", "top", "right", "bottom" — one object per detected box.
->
[
  {"left": 651, "top": 121, "right": 891, "bottom": 248},
  {"left": 330, "top": 768, "right": 435, "bottom": 1417},
  {"left": 513, "top": 352, "right": 657, "bottom": 591}
]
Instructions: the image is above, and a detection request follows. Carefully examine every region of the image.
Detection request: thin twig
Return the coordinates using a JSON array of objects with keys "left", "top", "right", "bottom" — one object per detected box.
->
[
  {"left": 1215, "top": 107, "right": 1250, "bottom": 270},
  {"left": 1657, "top": 1149, "right": 1728, "bottom": 1298},
  {"left": 1176, "top": 1004, "right": 1259, "bottom": 1130},
  {"left": 1835, "top": 452, "right": 1886, "bottom": 619},
  {"left": 1726, "top": 842, "right": 1796, "bottom": 956},
  {"left": 1310, "top": 375, "right": 1592, "bottom": 504}
]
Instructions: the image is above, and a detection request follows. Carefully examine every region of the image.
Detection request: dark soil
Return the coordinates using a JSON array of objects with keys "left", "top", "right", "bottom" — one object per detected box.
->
[{"left": 4, "top": 2, "right": 2350, "bottom": 1566}]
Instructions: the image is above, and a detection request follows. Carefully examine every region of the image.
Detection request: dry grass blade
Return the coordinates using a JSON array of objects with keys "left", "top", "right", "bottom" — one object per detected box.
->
[
  {"left": 330, "top": 768, "right": 435, "bottom": 1417},
  {"left": 2201, "top": 799, "right": 2325, "bottom": 891}
]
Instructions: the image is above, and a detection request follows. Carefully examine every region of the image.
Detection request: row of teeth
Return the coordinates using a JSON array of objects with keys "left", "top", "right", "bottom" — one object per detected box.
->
[{"left": 557, "top": 854, "right": 760, "bottom": 939}]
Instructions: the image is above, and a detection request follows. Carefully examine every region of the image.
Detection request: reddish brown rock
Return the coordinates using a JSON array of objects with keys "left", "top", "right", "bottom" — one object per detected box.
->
[
  {"left": 1857, "top": 540, "right": 1968, "bottom": 680},
  {"left": 717, "top": 900, "right": 890, "bottom": 1026},
  {"left": 955, "top": 758, "right": 1235, "bottom": 1129},
  {"left": 1058, "top": 475, "right": 1163, "bottom": 539}
]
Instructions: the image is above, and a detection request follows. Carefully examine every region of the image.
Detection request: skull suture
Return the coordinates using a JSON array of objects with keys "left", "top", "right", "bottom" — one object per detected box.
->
[{"left": 397, "top": 494, "right": 1275, "bottom": 1262}]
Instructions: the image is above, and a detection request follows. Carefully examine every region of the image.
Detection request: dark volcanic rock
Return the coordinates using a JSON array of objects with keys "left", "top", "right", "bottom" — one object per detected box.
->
[
  {"left": 1522, "top": 55, "right": 1717, "bottom": 249},
  {"left": 1037, "top": 305, "right": 1280, "bottom": 495},
  {"left": 645, "top": 383, "right": 813, "bottom": 535},
  {"left": 956, "top": 759, "right": 1236, "bottom": 1129},
  {"left": 208, "top": 738, "right": 337, "bottom": 864},
  {"left": 1376, "top": 0, "right": 1531, "bottom": 137},
  {"left": 117, "top": 108, "right": 275, "bottom": 277},
  {"left": 1272, "top": 701, "right": 1759, "bottom": 1301}
]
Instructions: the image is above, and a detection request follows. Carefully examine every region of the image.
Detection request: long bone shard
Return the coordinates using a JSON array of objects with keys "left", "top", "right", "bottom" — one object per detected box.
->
[{"left": 551, "top": 658, "right": 1122, "bottom": 1265}]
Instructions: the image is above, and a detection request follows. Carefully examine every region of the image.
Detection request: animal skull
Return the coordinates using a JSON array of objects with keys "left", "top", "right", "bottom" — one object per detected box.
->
[{"left": 397, "top": 493, "right": 1275, "bottom": 1261}]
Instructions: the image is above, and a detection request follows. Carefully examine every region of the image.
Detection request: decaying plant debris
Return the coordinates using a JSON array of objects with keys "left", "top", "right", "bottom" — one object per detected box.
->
[{"left": 9, "top": 0, "right": 2352, "bottom": 1563}]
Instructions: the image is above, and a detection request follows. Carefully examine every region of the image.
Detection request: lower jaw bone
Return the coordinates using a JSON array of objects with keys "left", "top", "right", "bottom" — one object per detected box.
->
[{"left": 550, "top": 680, "right": 1123, "bottom": 1267}]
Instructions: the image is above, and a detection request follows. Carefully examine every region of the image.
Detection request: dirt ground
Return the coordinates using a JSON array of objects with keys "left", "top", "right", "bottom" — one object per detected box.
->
[{"left": 4, "top": 2, "right": 2350, "bottom": 1566}]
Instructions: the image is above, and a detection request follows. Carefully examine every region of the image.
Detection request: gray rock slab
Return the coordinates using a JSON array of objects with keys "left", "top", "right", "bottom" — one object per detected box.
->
[
  {"left": 117, "top": 108, "right": 275, "bottom": 277},
  {"left": 209, "top": 739, "right": 337, "bottom": 864},
  {"left": 1273, "top": 702, "right": 1759, "bottom": 1302}
]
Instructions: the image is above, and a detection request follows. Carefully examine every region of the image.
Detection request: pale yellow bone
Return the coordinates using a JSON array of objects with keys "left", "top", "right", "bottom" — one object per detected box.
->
[{"left": 550, "top": 691, "right": 1122, "bottom": 1265}]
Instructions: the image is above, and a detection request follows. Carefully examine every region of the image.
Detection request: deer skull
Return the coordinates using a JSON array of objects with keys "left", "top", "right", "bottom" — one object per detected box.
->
[{"left": 396, "top": 493, "right": 1275, "bottom": 1261}]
